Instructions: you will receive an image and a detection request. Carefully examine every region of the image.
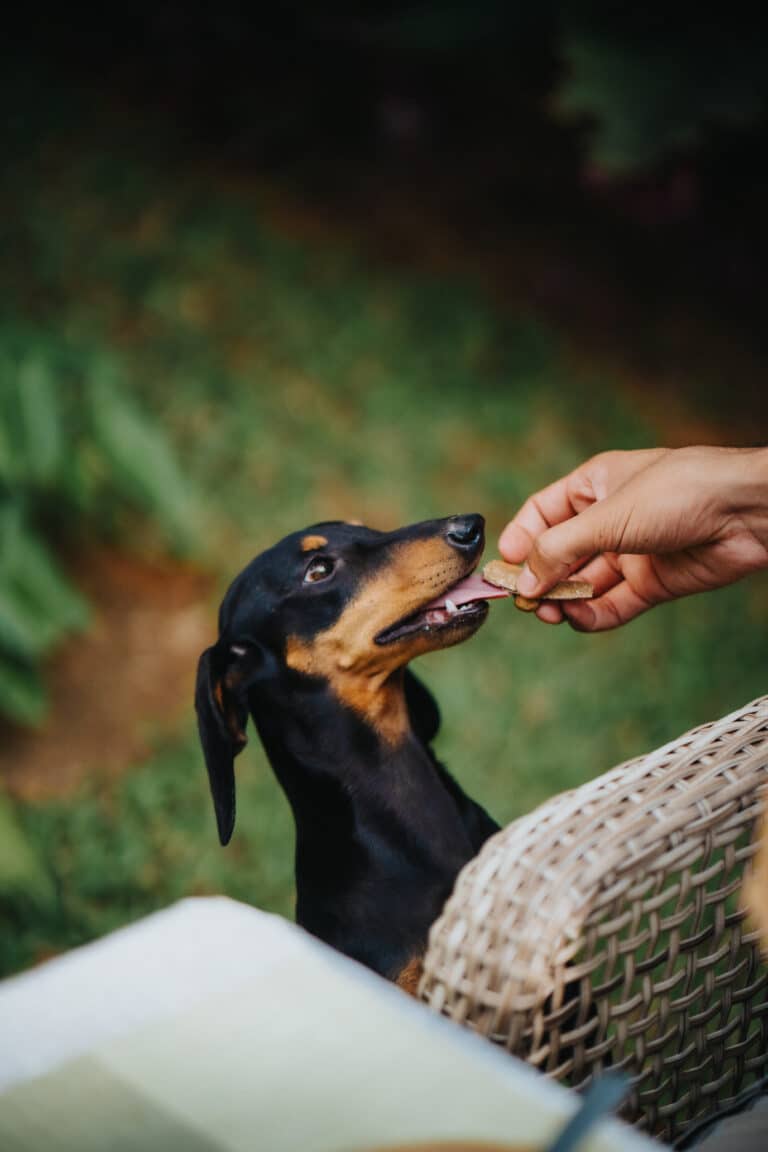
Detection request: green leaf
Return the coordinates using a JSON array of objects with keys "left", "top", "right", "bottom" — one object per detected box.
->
[
  {"left": 0, "top": 656, "right": 47, "bottom": 725},
  {"left": 87, "top": 373, "right": 197, "bottom": 549},
  {"left": 9, "top": 524, "right": 89, "bottom": 636},
  {"left": 0, "top": 498, "right": 88, "bottom": 665},
  {"left": 18, "top": 356, "right": 63, "bottom": 482},
  {"left": 0, "top": 792, "right": 53, "bottom": 902},
  {"left": 0, "top": 370, "right": 22, "bottom": 484},
  {"left": 0, "top": 586, "right": 39, "bottom": 661}
]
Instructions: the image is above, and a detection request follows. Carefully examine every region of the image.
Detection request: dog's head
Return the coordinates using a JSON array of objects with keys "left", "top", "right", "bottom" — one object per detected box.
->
[{"left": 196, "top": 514, "right": 489, "bottom": 844}]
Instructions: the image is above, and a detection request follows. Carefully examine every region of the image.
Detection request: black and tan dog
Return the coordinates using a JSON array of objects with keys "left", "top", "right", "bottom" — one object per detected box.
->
[{"left": 195, "top": 514, "right": 500, "bottom": 991}]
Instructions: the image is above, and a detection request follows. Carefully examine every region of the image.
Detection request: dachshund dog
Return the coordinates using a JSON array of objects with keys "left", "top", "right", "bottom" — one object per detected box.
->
[{"left": 195, "top": 514, "right": 500, "bottom": 991}]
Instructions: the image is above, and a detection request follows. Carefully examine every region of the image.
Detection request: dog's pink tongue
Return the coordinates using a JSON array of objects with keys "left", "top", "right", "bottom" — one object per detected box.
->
[{"left": 424, "top": 573, "right": 510, "bottom": 610}]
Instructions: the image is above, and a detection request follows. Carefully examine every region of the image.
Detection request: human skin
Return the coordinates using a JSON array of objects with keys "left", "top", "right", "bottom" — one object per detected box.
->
[{"left": 498, "top": 446, "right": 768, "bottom": 632}]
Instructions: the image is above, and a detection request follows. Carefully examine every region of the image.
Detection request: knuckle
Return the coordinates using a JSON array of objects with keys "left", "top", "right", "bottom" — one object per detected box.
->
[
  {"left": 591, "top": 500, "right": 634, "bottom": 555},
  {"left": 531, "top": 535, "right": 564, "bottom": 575},
  {"left": 588, "top": 452, "right": 623, "bottom": 501}
]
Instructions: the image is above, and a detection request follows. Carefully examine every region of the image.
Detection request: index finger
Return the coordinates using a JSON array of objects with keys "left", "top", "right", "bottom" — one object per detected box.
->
[
  {"left": 498, "top": 449, "right": 669, "bottom": 564},
  {"left": 498, "top": 466, "right": 597, "bottom": 562}
]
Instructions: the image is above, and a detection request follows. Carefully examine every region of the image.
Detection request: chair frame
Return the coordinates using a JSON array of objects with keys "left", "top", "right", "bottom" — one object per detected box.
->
[{"left": 421, "top": 697, "right": 768, "bottom": 1145}]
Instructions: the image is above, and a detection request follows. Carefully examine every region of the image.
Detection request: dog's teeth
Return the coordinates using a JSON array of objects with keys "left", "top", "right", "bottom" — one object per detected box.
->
[{"left": 445, "top": 598, "right": 458, "bottom": 615}]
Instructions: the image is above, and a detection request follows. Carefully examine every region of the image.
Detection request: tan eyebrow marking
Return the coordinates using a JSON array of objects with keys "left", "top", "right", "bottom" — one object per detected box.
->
[{"left": 300, "top": 535, "right": 328, "bottom": 553}]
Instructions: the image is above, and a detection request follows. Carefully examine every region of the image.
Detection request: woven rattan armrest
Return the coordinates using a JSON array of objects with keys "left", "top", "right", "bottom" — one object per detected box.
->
[{"left": 421, "top": 696, "right": 768, "bottom": 1144}]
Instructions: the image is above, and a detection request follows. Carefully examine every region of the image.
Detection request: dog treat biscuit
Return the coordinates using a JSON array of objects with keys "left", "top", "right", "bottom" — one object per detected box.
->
[{"left": 483, "top": 559, "right": 593, "bottom": 613}]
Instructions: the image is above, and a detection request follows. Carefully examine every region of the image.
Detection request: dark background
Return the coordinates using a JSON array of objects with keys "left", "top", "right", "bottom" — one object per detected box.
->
[{"left": 5, "top": 3, "right": 766, "bottom": 419}]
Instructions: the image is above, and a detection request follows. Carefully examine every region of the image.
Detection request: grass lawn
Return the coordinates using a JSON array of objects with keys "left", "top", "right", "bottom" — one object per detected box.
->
[{"left": 1, "top": 145, "right": 766, "bottom": 976}]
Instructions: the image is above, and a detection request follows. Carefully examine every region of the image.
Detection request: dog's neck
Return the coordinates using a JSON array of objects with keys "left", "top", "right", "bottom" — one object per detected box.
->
[
  {"left": 284, "top": 637, "right": 412, "bottom": 746},
  {"left": 247, "top": 668, "right": 476, "bottom": 975},
  {"left": 249, "top": 668, "right": 452, "bottom": 821}
]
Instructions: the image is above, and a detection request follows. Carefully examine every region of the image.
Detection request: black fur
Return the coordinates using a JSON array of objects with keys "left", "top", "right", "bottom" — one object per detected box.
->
[{"left": 196, "top": 515, "right": 499, "bottom": 981}]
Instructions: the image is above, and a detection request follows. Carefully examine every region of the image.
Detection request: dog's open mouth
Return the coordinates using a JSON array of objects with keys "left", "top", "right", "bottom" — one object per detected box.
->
[{"left": 375, "top": 572, "right": 507, "bottom": 645}]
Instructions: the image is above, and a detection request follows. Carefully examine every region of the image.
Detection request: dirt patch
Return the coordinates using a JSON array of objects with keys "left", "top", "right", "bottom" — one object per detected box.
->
[{"left": 0, "top": 549, "right": 215, "bottom": 802}]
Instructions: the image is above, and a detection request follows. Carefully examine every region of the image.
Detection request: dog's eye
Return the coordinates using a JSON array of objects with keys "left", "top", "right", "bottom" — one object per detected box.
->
[{"left": 304, "top": 557, "right": 335, "bottom": 584}]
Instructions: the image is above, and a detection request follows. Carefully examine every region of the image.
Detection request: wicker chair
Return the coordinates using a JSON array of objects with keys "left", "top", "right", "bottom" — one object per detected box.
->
[{"left": 421, "top": 696, "right": 768, "bottom": 1147}]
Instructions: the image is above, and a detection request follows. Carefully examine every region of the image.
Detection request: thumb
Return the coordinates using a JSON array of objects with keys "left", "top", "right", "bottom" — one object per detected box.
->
[{"left": 518, "top": 494, "right": 633, "bottom": 595}]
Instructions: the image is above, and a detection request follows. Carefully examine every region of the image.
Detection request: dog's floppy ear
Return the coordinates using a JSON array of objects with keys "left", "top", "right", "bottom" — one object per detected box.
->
[
  {"left": 404, "top": 669, "right": 441, "bottom": 748},
  {"left": 195, "top": 641, "right": 264, "bottom": 847}
]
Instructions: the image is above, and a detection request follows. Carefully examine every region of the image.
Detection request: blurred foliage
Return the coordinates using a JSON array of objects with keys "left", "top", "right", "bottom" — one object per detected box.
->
[
  {"left": 0, "top": 793, "right": 53, "bottom": 908},
  {"left": 0, "top": 337, "right": 197, "bottom": 725},
  {"left": 3, "top": 3, "right": 767, "bottom": 195},
  {"left": 0, "top": 136, "right": 766, "bottom": 977},
  {"left": 555, "top": 15, "right": 768, "bottom": 174},
  {"left": 352, "top": 3, "right": 768, "bottom": 175},
  {"left": 1, "top": 733, "right": 293, "bottom": 975}
]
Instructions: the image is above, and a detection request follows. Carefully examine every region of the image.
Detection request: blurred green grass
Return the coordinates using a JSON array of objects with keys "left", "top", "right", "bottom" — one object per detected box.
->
[{"left": 1, "top": 151, "right": 766, "bottom": 976}]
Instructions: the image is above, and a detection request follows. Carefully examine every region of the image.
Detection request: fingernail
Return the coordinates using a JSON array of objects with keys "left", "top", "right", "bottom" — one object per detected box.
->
[{"left": 517, "top": 565, "right": 538, "bottom": 596}]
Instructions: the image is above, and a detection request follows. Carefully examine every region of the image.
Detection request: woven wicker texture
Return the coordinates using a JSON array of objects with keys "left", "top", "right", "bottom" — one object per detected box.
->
[{"left": 421, "top": 696, "right": 768, "bottom": 1145}]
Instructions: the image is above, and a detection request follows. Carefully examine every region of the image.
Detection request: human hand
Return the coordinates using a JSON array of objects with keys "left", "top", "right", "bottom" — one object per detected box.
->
[{"left": 498, "top": 446, "right": 768, "bottom": 632}]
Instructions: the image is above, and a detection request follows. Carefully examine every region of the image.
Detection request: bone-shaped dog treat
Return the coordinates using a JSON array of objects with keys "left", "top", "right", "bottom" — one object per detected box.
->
[{"left": 482, "top": 559, "right": 593, "bottom": 613}]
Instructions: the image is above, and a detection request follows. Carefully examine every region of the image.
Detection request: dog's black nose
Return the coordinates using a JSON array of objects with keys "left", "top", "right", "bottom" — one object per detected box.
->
[{"left": 446, "top": 514, "right": 484, "bottom": 551}]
